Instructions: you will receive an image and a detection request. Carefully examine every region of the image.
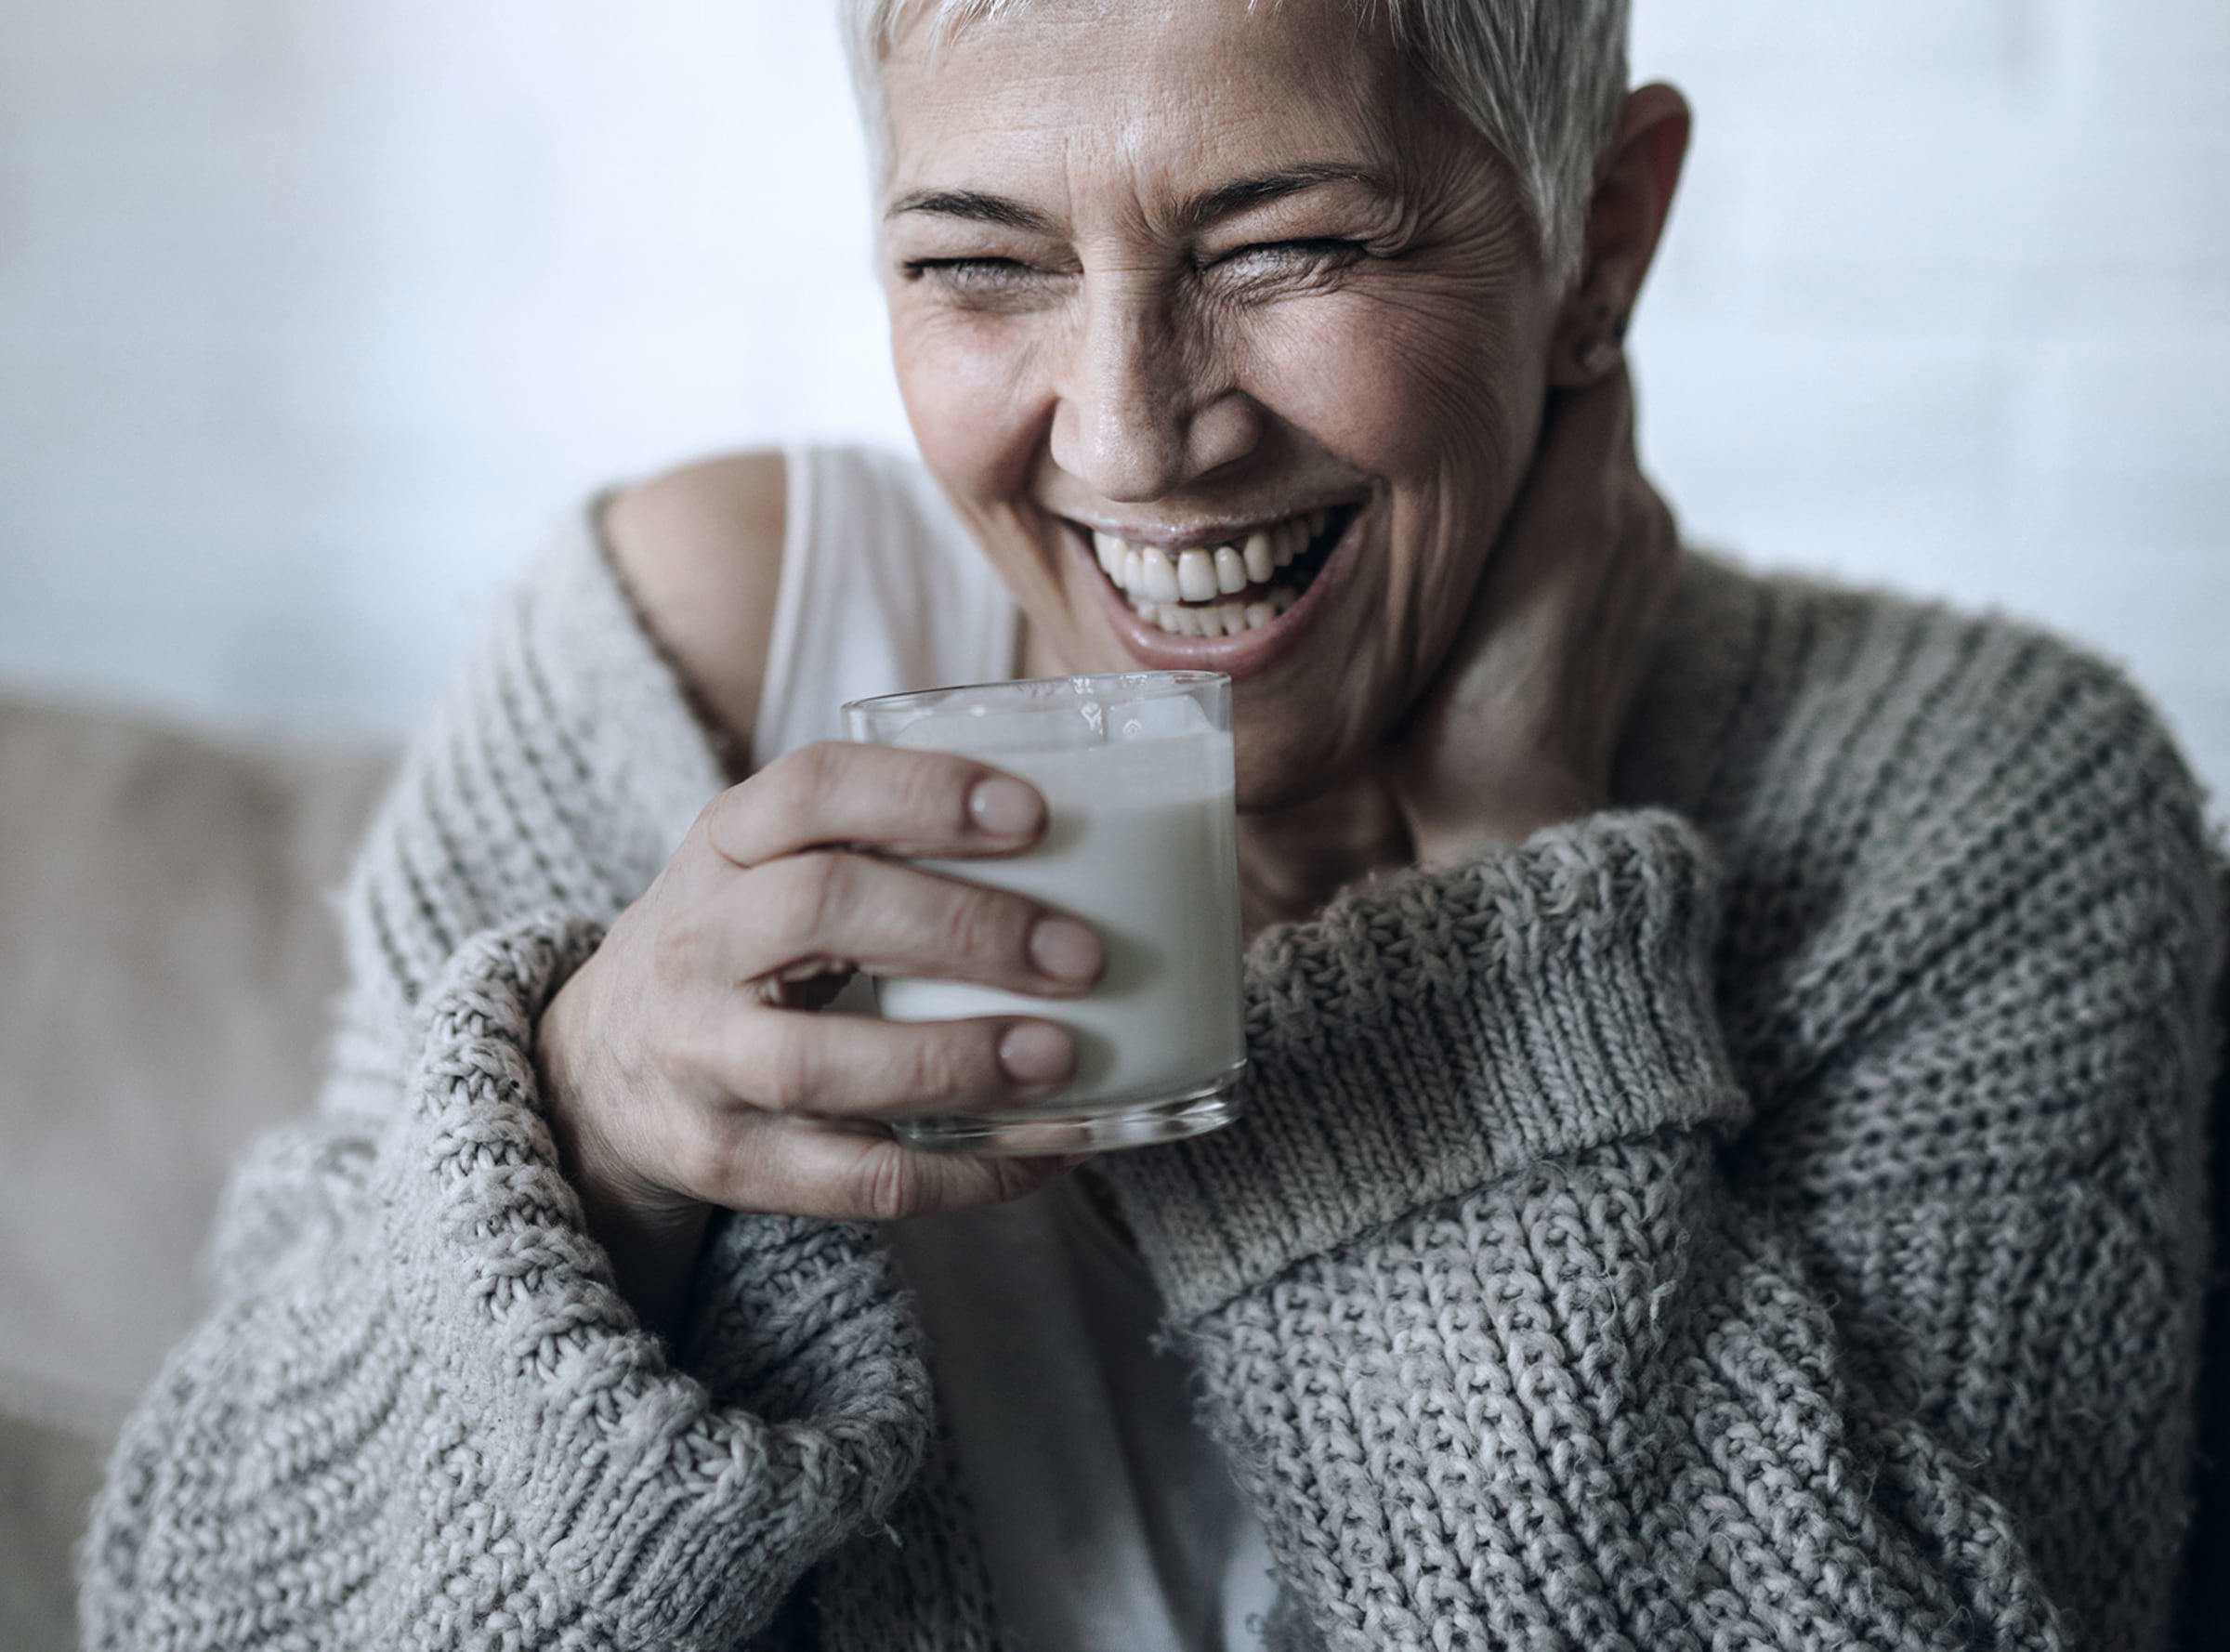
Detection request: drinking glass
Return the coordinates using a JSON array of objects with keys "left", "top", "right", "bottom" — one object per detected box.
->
[{"left": 843, "top": 671, "right": 1245, "bottom": 1156}]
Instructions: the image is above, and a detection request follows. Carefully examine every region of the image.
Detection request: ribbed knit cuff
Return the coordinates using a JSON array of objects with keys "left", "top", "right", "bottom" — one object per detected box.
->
[
  {"left": 380, "top": 913, "right": 932, "bottom": 1649},
  {"left": 1095, "top": 810, "right": 1751, "bottom": 1323}
]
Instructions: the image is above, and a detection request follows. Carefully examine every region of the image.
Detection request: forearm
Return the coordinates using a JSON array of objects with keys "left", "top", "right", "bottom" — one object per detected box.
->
[
  {"left": 83, "top": 917, "right": 933, "bottom": 1652},
  {"left": 1176, "top": 1134, "right": 2147, "bottom": 1650},
  {"left": 1097, "top": 800, "right": 2211, "bottom": 1649}
]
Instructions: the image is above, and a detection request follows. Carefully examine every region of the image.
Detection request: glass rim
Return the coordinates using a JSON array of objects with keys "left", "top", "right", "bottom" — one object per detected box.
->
[{"left": 842, "top": 668, "right": 1228, "bottom": 721}]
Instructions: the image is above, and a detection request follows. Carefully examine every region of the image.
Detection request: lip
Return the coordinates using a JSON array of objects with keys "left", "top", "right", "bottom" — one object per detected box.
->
[
  {"left": 1067, "top": 506, "right": 1366, "bottom": 681},
  {"left": 1059, "top": 507, "right": 1358, "bottom": 554}
]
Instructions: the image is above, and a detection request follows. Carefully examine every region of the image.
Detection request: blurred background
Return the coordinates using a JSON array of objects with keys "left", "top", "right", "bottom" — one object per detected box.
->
[
  {"left": 2, "top": 0, "right": 2225, "bottom": 795},
  {"left": 1, "top": 7, "right": 2225, "bottom": 1641}
]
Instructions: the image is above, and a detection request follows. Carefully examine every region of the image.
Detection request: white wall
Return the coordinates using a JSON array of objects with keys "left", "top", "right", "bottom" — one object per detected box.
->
[
  {"left": 2, "top": 1, "right": 2224, "bottom": 808},
  {"left": 1629, "top": 1, "right": 2230, "bottom": 810}
]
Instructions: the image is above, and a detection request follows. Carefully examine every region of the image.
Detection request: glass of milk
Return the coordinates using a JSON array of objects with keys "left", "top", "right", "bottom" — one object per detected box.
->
[{"left": 842, "top": 671, "right": 1245, "bottom": 1157}]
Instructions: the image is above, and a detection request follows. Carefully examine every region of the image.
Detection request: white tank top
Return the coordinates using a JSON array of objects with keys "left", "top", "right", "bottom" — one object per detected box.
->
[{"left": 751, "top": 443, "right": 1277, "bottom": 1652}]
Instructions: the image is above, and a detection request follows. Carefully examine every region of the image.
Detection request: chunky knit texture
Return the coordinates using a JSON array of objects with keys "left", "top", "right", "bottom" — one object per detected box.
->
[{"left": 80, "top": 518, "right": 2224, "bottom": 1652}]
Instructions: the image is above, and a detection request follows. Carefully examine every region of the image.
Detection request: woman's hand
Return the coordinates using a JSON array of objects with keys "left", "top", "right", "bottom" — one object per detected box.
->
[
  {"left": 1382, "top": 364, "right": 1682, "bottom": 866},
  {"left": 533, "top": 741, "right": 1106, "bottom": 1340}
]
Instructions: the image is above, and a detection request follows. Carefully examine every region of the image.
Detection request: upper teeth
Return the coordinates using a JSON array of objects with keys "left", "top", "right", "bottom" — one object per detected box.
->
[
  {"left": 1091, "top": 513, "right": 1323, "bottom": 603},
  {"left": 1242, "top": 533, "right": 1274, "bottom": 583}
]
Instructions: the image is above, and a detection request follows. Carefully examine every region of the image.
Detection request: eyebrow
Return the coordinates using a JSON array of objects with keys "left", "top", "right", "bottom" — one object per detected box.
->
[{"left": 885, "top": 164, "right": 1389, "bottom": 235}]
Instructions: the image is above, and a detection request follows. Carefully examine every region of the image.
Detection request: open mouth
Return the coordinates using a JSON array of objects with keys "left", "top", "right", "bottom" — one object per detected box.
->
[{"left": 1075, "top": 504, "right": 1360, "bottom": 637}]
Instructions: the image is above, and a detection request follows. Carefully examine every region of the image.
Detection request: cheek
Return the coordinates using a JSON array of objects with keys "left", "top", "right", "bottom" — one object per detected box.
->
[
  {"left": 1253, "top": 285, "right": 1536, "bottom": 483},
  {"left": 890, "top": 306, "right": 1043, "bottom": 503},
  {"left": 1247, "top": 282, "right": 1545, "bottom": 725}
]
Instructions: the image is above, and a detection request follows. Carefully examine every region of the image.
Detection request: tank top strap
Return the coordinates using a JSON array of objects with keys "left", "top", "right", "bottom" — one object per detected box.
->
[{"left": 750, "top": 443, "right": 1017, "bottom": 768}]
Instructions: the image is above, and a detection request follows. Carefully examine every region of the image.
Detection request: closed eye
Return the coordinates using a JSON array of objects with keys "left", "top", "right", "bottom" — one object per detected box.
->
[
  {"left": 1216, "top": 238, "right": 1369, "bottom": 269},
  {"left": 900, "top": 256, "right": 1043, "bottom": 291},
  {"left": 899, "top": 239, "right": 1370, "bottom": 299}
]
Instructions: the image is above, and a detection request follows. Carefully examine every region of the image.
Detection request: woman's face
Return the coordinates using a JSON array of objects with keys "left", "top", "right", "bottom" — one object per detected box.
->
[{"left": 879, "top": 0, "right": 1562, "bottom": 809}]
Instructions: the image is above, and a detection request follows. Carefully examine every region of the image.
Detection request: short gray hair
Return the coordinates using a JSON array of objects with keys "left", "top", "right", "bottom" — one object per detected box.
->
[{"left": 839, "top": 0, "right": 1631, "bottom": 284}]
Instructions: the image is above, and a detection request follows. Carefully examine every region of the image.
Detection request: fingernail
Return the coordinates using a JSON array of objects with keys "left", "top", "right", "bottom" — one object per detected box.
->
[
  {"left": 998, "top": 1021, "right": 1073, "bottom": 1085},
  {"left": 1028, "top": 917, "right": 1102, "bottom": 984},
  {"left": 969, "top": 777, "right": 1042, "bottom": 836}
]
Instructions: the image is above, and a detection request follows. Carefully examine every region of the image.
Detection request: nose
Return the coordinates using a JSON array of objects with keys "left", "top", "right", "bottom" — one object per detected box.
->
[{"left": 1048, "top": 282, "right": 1261, "bottom": 503}]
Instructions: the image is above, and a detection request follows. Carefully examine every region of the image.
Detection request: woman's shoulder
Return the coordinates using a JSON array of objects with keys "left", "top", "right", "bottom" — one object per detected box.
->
[
  {"left": 597, "top": 442, "right": 998, "bottom": 756},
  {"left": 599, "top": 448, "right": 791, "bottom": 756},
  {"left": 1650, "top": 553, "right": 2221, "bottom": 1053},
  {"left": 1659, "top": 557, "right": 2223, "bottom": 1230},
  {"left": 1645, "top": 551, "right": 2212, "bottom": 849},
  {"left": 337, "top": 441, "right": 999, "bottom": 1014}
]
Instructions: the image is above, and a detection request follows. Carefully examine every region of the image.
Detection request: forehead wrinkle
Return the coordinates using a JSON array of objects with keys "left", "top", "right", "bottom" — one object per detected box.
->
[
  {"left": 1058, "top": 102, "right": 1403, "bottom": 256},
  {"left": 884, "top": 0, "right": 1419, "bottom": 240}
]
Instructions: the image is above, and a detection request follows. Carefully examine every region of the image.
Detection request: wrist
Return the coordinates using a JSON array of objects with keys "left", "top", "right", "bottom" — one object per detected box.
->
[
  {"left": 535, "top": 981, "right": 710, "bottom": 1345},
  {"left": 576, "top": 1182, "right": 713, "bottom": 1349}
]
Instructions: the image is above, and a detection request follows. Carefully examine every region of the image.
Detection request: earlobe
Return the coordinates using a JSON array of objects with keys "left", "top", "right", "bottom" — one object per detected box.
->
[
  {"left": 1549, "top": 294, "right": 1629, "bottom": 388},
  {"left": 1572, "top": 332, "right": 1624, "bottom": 382}
]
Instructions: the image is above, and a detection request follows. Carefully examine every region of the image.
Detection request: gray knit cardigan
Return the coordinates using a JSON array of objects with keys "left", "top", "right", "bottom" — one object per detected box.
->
[{"left": 80, "top": 522, "right": 2224, "bottom": 1651}]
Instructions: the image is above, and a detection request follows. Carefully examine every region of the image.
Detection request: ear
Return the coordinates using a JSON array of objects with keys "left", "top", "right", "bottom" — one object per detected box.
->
[{"left": 1548, "top": 83, "right": 1691, "bottom": 389}]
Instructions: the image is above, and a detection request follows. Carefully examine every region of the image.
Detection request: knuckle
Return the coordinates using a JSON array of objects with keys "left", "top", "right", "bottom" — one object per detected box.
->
[
  {"left": 642, "top": 901, "right": 717, "bottom": 995},
  {"left": 777, "top": 741, "right": 846, "bottom": 822},
  {"left": 732, "top": 752, "right": 807, "bottom": 851},
  {"left": 853, "top": 1148, "right": 930, "bottom": 1223},
  {"left": 899, "top": 753, "right": 972, "bottom": 834},
  {"left": 646, "top": 925, "right": 699, "bottom": 1000},
  {"left": 702, "top": 770, "right": 780, "bottom": 862},
  {"left": 766, "top": 851, "right": 848, "bottom": 951},
  {"left": 754, "top": 1021, "right": 821, "bottom": 1115},
  {"left": 693, "top": 787, "right": 739, "bottom": 861},
  {"left": 668, "top": 1114, "right": 738, "bottom": 1204},
  {"left": 901, "top": 1030, "right": 974, "bottom": 1107},
  {"left": 946, "top": 886, "right": 1032, "bottom": 966}
]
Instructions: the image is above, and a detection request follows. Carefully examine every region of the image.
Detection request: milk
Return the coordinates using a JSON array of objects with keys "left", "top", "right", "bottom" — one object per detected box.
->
[{"left": 875, "top": 715, "right": 1244, "bottom": 1113}]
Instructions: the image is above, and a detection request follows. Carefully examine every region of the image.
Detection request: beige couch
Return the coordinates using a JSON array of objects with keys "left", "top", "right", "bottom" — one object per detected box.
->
[{"left": 0, "top": 694, "right": 392, "bottom": 1651}]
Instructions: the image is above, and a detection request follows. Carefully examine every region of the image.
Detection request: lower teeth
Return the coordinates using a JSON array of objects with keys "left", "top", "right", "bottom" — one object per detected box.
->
[{"left": 1134, "top": 583, "right": 1300, "bottom": 637}]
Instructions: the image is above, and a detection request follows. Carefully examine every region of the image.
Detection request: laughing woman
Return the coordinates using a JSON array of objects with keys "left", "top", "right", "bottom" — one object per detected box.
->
[{"left": 84, "top": 3, "right": 2224, "bottom": 1650}]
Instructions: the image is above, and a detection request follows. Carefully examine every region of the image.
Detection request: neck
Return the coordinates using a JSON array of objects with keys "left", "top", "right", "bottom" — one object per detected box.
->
[{"left": 1234, "top": 779, "right": 1414, "bottom": 940}]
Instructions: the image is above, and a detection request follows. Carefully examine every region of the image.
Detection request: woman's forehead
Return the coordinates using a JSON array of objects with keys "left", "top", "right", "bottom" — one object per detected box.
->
[{"left": 879, "top": 0, "right": 1410, "bottom": 208}]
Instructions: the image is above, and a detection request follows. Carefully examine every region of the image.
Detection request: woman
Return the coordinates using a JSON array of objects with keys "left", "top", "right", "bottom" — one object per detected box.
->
[{"left": 83, "top": 2, "right": 2223, "bottom": 1648}]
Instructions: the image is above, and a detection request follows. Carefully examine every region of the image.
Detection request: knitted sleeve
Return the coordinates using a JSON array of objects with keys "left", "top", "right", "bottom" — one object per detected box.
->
[
  {"left": 78, "top": 536, "right": 940, "bottom": 1650},
  {"left": 1099, "top": 661, "right": 2221, "bottom": 1649}
]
